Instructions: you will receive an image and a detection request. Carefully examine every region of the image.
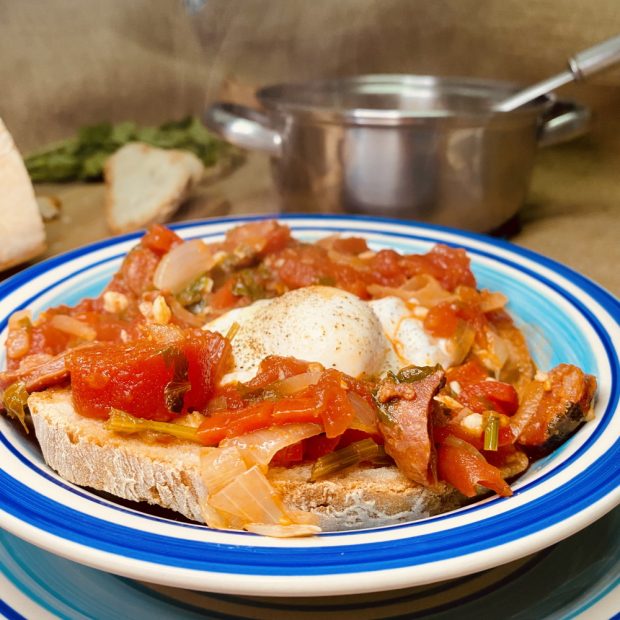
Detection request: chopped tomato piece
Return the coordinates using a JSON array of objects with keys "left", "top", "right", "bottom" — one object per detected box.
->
[
  {"left": 209, "top": 278, "right": 242, "bottom": 310},
  {"left": 67, "top": 330, "right": 230, "bottom": 421},
  {"left": 246, "top": 356, "right": 313, "bottom": 389},
  {"left": 223, "top": 220, "right": 291, "bottom": 256},
  {"left": 402, "top": 244, "right": 476, "bottom": 291},
  {"left": 314, "top": 370, "right": 356, "bottom": 438},
  {"left": 423, "top": 302, "right": 461, "bottom": 338},
  {"left": 270, "top": 441, "right": 304, "bottom": 467},
  {"left": 141, "top": 225, "right": 182, "bottom": 254},
  {"left": 437, "top": 436, "right": 512, "bottom": 497},
  {"left": 331, "top": 237, "right": 369, "bottom": 255},
  {"left": 369, "top": 249, "right": 406, "bottom": 286},
  {"left": 424, "top": 301, "right": 487, "bottom": 339},
  {"left": 446, "top": 360, "right": 489, "bottom": 386},
  {"left": 111, "top": 246, "right": 160, "bottom": 298},
  {"left": 302, "top": 434, "right": 342, "bottom": 461},
  {"left": 271, "top": 397, "right": 322, "bottom": 424},
  {"left": 459, "top": 381, "right": 519, "bottom": 416},
  {"left": 197, "top": 401, "right": 275, "bottom": 445}
]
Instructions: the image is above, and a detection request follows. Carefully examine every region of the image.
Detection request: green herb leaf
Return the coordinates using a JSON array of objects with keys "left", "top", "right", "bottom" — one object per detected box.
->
[
  {"left": 164, "top": 380, "right": 192, "bottom": 414},
  {"left": 395, "top": 365, "right": 442, "bottom": 384},
  {"left": 232, "top": 269, "right": 266, "bottom": 301},
  {"left": 25, "top": 117, "right": 235, "bottom": 183},
  {"left": 161, "top": 347, "right": 190, "bottom": 414},
  {"left": 176, "top": 274, "right": 213, "bottom": 307}
]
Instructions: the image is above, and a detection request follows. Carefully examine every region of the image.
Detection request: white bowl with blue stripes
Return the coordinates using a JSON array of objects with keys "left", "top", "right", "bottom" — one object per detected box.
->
[{"left": 0, "top": 215, "right": 618, "bottom": 597}]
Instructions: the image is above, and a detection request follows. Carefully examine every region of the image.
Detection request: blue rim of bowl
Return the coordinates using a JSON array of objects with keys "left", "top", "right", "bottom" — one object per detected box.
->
[{"left": 0, "top": 214, "right": 618, "bottom": 579}]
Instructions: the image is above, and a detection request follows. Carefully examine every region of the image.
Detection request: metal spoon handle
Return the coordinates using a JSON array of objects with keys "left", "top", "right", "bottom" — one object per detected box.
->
[
  {"left": 570, "top": 33, "right": 620, "bottom": 78},
  {"left": 495, "top": 34, "right": 620, "bottom": 112}
]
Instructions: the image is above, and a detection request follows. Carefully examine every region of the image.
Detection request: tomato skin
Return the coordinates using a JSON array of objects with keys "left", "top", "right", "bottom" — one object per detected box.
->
[
  {"left": 459, "top": 381, "right": 519, "bottom": 416},
  {"left": 437, "top": 439, "right": 512, "bottom": 497},
  {"left": 67, "top": 330, "right": 230, "bottom": 421}
]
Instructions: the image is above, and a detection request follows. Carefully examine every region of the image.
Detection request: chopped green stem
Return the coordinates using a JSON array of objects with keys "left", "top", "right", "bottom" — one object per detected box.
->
[
  {"left": 105, "top": 409, "right": 200, "bottom": 442},
  {"left": 311, "top": 438, "right": 382, "bottom": 480},
  {"left": 484, "top": 413, "right": 500, "bottom": 451}
]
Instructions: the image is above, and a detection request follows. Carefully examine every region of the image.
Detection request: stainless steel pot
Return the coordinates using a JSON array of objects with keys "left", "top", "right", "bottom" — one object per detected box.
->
[{"left": 205, "top": 75, "right": 589, "bottom": 232}]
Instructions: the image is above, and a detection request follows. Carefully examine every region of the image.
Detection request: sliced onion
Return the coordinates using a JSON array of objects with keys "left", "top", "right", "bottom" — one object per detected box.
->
[
  {"left": 245, "top": 523, "right": 321, "bottom": 537},
  {"left": 50, "top": 315, "right": 97, "bottom": 341},
  {"left": 273, "top": 371, "right": 322, "bottom": 396},
  {"left": 475, "top": 328, "right": 510, "bottom": 375},
  {"left": 402, "top": 275, "right": 456, "bottom": 307},
  {"left": 367, "top": 284, "right": 416, "bottom": 302},
  {"left": 479, "top": 290, "right": 508, "bottom": 313},
  {"left": 167, "top": 296, "right": 206, "bottom": 327},
  {"left": 209, "top": 465, "right": 288, "bottom": 524},
  {"left": 200, "top": 446, "right": 248, "bottom": 495},
  {"left": 367, "top": 275, "right": 455, "bottom": 307},
  {"left": 327, "top": 249, "right": 367, "bottom": 270},
  {"left": 199, "top": 498, "right": 244, "bottom": 530},
  {"left": 222, "top": 423, "right": 322, "bottom": 468},
  {"left": 509, "top": 380, "right": 545, "bottom": 439},
  {"left": 153, "top": 239, "right": 215, "bottom": 294},
  {"left": 347, "top": 392, "right": 378, "bottom": 434},
  {"left": 450, "top": 323, "right": 476, "bottom": 366}
]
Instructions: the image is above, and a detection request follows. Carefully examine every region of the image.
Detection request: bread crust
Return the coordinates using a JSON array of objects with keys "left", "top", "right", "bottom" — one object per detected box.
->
[{"left": 28, "top": 388, "right": 464, "bottom": 531}]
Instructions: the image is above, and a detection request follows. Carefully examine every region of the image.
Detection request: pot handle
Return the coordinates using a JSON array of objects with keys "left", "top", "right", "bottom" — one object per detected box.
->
[
  {"left": 538, "top": 101, "right": 591, "bottom": 147},
  {"left": 204, "top": 102, "right": 282, "bottom": 156}
]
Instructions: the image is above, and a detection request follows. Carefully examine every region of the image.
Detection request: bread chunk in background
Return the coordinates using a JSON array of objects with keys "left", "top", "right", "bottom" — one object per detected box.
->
[
  {"left": 104, "top": 142, "right": 204, "bottom": 234},
  {"left": 0, "top": 118, "right": 46, "bottom": 270}
]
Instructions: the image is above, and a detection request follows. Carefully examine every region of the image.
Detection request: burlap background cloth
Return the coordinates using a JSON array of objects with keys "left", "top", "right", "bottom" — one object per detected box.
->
[{"left": 0, "top": 0, "right": 618, "bottom": 293}]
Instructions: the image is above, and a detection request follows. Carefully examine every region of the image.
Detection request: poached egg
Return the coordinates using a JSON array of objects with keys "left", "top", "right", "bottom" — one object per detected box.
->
[{"left": 204, "top": 286, "right": 461, "bottom": 383}]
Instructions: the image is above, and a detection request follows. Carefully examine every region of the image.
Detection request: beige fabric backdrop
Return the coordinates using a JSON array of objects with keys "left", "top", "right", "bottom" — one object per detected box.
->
[{"left": 2, "top": 0, "right": 620, "bottom": 151}]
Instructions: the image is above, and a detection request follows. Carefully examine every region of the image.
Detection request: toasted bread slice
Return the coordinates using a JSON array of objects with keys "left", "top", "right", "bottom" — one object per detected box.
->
[
  {"left": 104, "top": 143, "right": 204, "bottom": 234},
  {"left": 28, "top": 388, "right": 463, "bottom": 531},
  {"left": 0, "top": 119, "right": 46, "bottom": 270}
]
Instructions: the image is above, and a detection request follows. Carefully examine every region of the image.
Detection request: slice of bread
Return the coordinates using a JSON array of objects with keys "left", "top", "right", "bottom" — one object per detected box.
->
[
  {"left": 104, "top": 143, "right": 204, "bottom": 234},
  {"left": 0, "top": 119, "right": 46, "bottom": 270},
  {"left": 28, "top": 388, "right": 463, "bottom": 531}
]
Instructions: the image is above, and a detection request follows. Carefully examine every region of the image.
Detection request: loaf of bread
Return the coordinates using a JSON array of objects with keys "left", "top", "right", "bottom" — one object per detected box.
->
[
  {"left": 28, "top": 388, "right": 464, "bottom": 531},
  {"left": 0, "top": 118, "right": 46, "bottom": 270}
]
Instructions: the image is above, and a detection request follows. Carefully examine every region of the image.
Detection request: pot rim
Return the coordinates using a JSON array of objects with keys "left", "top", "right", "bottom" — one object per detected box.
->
[{"left": 257, "top": 74, "right": 555, "bottom": 125}]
